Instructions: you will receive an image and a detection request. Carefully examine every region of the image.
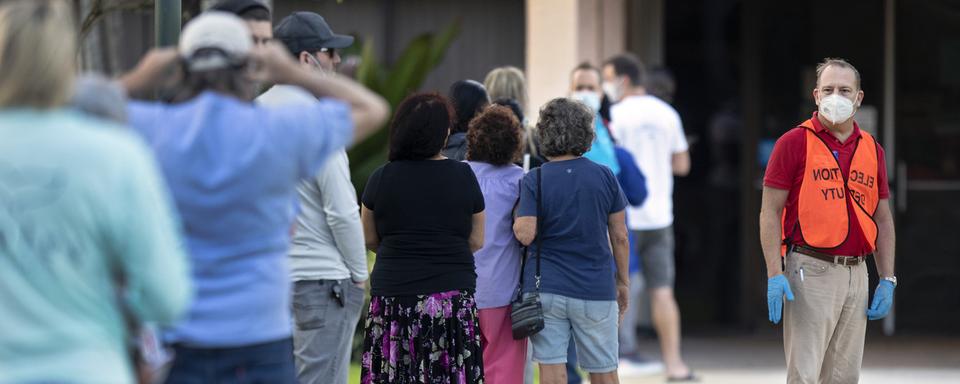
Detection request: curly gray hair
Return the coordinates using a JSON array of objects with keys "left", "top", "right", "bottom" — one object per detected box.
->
[{"left": 536, "top": 97, "right": 595, "bottom": 157}]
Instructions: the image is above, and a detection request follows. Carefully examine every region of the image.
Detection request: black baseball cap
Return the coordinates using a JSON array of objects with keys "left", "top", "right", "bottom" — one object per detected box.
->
[
  {"left": 275, "top": 12, "right": 354, "bottom": 56},
  {"left": 209, "top": 0, "right": 270, "bottom": 18}
]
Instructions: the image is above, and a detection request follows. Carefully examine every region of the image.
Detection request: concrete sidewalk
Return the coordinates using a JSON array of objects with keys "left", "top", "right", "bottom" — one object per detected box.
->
[
  {"left": 606, "top": 334, "right": 960, "bottom": 384},
  {"left": 616, "top": 369, "right": 960, "bottom": 384}
]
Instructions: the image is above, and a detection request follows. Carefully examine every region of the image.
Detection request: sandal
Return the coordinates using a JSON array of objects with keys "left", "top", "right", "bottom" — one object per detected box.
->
[{"left": 666, "top": 371, "right": 700, "bottom": 382}]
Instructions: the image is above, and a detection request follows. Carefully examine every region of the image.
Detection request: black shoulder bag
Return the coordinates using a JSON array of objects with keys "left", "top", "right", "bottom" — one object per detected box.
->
[{"left": 510, "top": 168, "right": 545, "bottom": 339}]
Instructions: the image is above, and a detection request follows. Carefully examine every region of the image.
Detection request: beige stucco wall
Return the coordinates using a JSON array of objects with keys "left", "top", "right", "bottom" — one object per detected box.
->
[{"left": 525, "top": 0, "right": 625, "bottom": 120}]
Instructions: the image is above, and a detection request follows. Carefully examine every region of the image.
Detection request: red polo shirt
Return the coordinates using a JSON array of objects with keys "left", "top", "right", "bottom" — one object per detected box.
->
[{"left": 763, "top": 112, "right": 890, "bottom": 256}]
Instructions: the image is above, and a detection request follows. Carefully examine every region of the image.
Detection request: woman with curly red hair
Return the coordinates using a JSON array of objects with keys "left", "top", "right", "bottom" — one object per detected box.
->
[{"left": 465, "top": 105, "right": 526, "bottom": 384}]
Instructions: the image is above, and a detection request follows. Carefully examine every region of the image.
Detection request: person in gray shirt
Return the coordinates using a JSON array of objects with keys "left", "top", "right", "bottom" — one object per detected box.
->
[{"left": 257, "top": 11, "right": 367, "bottom": 384}]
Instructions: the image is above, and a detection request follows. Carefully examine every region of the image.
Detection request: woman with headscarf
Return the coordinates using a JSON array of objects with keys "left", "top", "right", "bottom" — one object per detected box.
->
[{"left": 443, "top": 79, "right": 490, "bottom": 161}]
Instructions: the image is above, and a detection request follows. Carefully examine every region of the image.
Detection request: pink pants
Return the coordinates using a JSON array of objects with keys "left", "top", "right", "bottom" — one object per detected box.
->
[{"left": 478, "top": 306, "right": 527, "bottom": 384}]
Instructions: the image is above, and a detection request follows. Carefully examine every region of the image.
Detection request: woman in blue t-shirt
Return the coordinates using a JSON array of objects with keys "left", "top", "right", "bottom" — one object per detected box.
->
[
  {"left": 513, "top": 98, "right": 631, "bottom": 383},
  {"left": 360, "top": 93, "right": 486, "bottom": 383}
]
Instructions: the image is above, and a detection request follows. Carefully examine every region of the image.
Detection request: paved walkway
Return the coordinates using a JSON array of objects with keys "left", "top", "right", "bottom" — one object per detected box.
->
[{"left": 608, "top": 333, "right": 960, "bottom": 384}]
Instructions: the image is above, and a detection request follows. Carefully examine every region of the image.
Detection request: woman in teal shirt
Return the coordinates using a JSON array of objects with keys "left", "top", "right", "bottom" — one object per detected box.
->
[{"left": 0, "top": 2, "right": 192, "bottom": 383}]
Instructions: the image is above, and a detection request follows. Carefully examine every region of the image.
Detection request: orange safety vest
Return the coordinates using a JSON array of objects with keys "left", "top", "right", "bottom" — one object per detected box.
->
[{"left": 782, "top": 119, "right": 880, "bottom": 254}]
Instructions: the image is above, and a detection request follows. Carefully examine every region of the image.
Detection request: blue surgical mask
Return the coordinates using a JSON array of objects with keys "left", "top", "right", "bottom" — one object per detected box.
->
[{"left": 571, "top": 91, "right": 601, "bottom": 113}]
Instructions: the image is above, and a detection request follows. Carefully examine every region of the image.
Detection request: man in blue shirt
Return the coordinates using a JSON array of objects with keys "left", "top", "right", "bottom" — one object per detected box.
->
[
  {"left": 119, "top": 11, "right": 388, "bottom": 383},
  {"left": 569, "top": 62, "right": 620, "bottom": 176}
]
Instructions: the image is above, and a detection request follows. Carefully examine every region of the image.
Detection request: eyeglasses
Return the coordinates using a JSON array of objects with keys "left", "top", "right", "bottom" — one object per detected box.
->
[
  {"left": 319, "top": 47, "right": 337, "bottom": 58},
  {"left": 252, "top": 36, "right": 273, "bottom": 46}
]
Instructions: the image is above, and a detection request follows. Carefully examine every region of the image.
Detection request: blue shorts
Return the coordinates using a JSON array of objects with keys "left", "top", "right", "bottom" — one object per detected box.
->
[{"left": 528, "top": 293, "right": 619, "bottom": 373}]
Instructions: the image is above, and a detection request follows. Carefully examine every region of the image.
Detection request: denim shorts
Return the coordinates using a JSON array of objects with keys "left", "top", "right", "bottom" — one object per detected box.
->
[{"left": 528, "top": 292, "right": 619, "bottom": 373}]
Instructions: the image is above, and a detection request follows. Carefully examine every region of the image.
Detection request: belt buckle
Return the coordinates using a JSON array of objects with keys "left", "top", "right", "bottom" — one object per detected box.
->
[{"left": 834, "top": 256, "right": 847, "bottom": 266}]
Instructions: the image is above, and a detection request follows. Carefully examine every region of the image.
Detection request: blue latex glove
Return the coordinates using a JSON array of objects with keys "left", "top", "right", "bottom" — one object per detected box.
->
[
  {"left": 767, "top": 274, "right": 795, "bottom": 324},
  {"left": 866, "top": 280, "right": 896, "bottom": 320}
]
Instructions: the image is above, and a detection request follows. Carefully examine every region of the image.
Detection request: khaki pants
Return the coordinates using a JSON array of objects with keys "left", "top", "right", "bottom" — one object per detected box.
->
[{"left": 784, "top": 252, "right": 869, "bottom": 384}]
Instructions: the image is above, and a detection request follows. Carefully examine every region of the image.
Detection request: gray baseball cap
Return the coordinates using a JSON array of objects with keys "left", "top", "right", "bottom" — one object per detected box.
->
[{"left": 275, "top": 12, "right": 354, "bottom": 55}]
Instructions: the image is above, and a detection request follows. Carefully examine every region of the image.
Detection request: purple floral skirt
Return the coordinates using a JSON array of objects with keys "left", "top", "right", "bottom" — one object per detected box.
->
[{"left": 361, "top": 290, "right": 484, "bottom": 384}]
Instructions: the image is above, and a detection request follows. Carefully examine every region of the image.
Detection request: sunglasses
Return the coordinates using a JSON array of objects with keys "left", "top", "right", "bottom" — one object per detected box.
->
[{"left": 319, "top": 47, "right": 337, "bottom": 58}]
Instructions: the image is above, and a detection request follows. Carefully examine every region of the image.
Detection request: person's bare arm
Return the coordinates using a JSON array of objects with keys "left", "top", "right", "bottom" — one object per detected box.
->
[
  {"left": 608, "top": 210, "right": 630, "bottom": 323},
  {"left": 120, "top": 44, "right": 389, "bottom": 145},
  {"left": 118, "top": 48, "right": 181, "bottom": 95},
  {"left": 261, "top": 46, "right": 388, "bottom": 145},
  {"left": 361, "top": 204, "right": 379, "bottom": 252},
  {"left": 759, "top": 187, "right": 789, "bottom": 278},
  {"left": 608, "top": 210, "right": 630, "bottom": 284},
  {"left": 873, "top": 199, "right": 896, "bottom": 277},
  {"left": 469, "top": 212, "right": 485, "bottom": 253},
  {"left": 672, "top": 151, "right": 691, "bottom": 176},
  {"left": 513, "top": 216, "right": 536, "bottom": 246}
]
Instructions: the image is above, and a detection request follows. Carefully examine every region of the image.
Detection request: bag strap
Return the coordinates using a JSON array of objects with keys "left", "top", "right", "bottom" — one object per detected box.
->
[
  {"left": 534, "top": 167, "right": 542, "bottom": 289},
  {"left": 515, "top": 179, "right": 527, "bottom": 290},
  {"left": 515, "top": 168, "right": 544, "bottom": 299}
]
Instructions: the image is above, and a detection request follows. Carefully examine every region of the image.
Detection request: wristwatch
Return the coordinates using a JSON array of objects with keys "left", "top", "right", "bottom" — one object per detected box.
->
[{"left": 882, "top": 276, "right": 898, "bottom": 287}]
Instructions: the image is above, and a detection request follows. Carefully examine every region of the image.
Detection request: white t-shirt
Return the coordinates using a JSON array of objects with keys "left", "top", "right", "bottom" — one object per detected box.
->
[{"left": 610, "top": 95, "right": 688, "bottom": 230}]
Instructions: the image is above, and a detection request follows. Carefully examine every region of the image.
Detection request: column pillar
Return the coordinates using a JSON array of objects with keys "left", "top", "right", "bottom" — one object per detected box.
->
[{"left": 526, "top": 0, "right": 625, "bottom": 118}]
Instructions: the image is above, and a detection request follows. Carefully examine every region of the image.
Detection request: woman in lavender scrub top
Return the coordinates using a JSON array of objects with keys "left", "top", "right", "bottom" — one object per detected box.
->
[{"left": 465, "top": 105, "right": 527, "bottom": 384}]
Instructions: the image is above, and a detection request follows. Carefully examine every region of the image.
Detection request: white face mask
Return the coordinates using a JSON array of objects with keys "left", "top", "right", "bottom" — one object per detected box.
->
[
  {"left": 602, "top": 80, "right": 622, "bottom": 102},
  {"left": 571, "top": 91, "right": 601, "bottom": 113},
  {"left": 818, "top": 94, "right": 856, "bottom": 125}
]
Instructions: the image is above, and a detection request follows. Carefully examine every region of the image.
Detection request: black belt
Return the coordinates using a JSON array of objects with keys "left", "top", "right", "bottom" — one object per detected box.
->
[{"left": 792, "top": 245, "right": 870, "bottom": 266}]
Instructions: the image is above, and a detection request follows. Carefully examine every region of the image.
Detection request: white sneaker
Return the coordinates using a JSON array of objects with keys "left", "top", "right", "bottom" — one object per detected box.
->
[{"left": 618, "top": 358, "right": 665, "bottom": 377}]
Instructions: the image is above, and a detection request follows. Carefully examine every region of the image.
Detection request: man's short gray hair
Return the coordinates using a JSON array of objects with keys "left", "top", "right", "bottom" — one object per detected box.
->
[
  {"left": 537, "top": 97, "right": 595, "bottom": 158},
  {"left": 816, "top": 57, "right": 861, "bottom": 89}
]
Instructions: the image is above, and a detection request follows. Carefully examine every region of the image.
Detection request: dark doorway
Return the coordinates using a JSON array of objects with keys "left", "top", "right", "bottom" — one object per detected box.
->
[
  {"left": 664, "top": 0, "right": 903, "bottom": 330},
  {"left": 892, "top": 0, "right": 960, "bottom": 333},
  {"left": 662, "top": 0, "right": 745, "bottom": 329}
]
